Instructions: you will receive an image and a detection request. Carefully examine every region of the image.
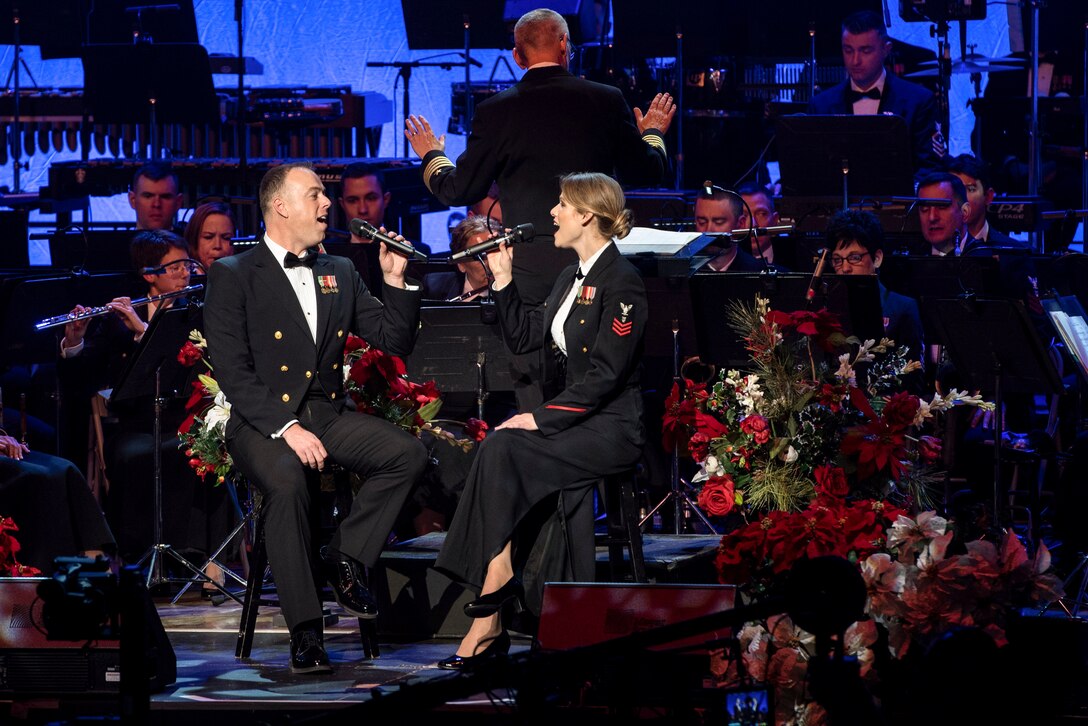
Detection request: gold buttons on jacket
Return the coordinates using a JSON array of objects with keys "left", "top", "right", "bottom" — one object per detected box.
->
[
  {"left": 282, "top": 393, "right": 290, "bottom": 403},
  {"left": 330, "top": 392, "right": 337, "bottom": 400},
  {"left": 280, "top": 365, "right": 289, "bottom": 372},
  {"left": 581, "top": 346, "right": 588, "bottom": 353},
  {"left": 332, "top": 363, "right": 339, "bottom": 370},
  {"left": 337, "top": 329, "right": 343, "bottom": 338},
  {"left": 274, "top": 330, "right": 283, "bottom": 340},
  {"left": 305, "top": 371, "right": 312, "bottom": 379},
  {"left": 579, "top": 319, "right": 585, "bottom": 325}
]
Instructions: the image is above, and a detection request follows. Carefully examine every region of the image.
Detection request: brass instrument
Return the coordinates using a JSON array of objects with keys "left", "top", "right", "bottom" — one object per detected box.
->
[{"left": 34, "top": 284, "right": 204, "bottom": 332}]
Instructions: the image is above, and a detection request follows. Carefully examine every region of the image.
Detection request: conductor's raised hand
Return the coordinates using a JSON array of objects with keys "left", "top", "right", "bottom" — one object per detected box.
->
[
  {"left": 633, "top": 93, "right": 677, "bottom": 136},
  {"left": 377, "top": 227, "right": 410, "bottom": 288},
  {"left": 405, "top": 115, "right": 445, "bottom": 159},
  {"left": 282, "top": 423, "right": 327, "bottom": 471}
]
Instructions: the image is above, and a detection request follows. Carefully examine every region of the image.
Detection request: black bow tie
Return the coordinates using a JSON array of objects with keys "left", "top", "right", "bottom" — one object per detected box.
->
[
  {"left": 846, "top": 87, "right": 881, "bottom": 103},
  {"left": 284, "top": 249, "right": 319, "bottom": 269},
  {"left": 575, "top": 268, "right": 585, "bottom": 281}
]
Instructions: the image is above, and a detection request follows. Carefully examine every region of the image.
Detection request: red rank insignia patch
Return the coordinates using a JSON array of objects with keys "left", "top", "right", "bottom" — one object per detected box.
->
[{"left": 612, "top": 301, "right": 634, "bottom": 336}]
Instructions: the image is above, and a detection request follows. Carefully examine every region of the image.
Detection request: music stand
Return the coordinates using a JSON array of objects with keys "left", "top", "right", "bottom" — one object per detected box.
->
[
  {"left": 81, "top": 43, "right": 219, "bottom": 159},
  {"left": 688, "top": 273, "right": 884, "bottom": 370},
  {"left": 879, "top": 256, "right": 1001, "bottom": 346},
  {"left": 111, "top": 304, "right": 210, "bottom": 590},
  {"left": 776, "top": 115, "right": 915, "bottom": 203},
  {"left": 927, "top": 297, "right": 1063, "bottom": 521},
  {"left": 48, "top": 229, "right": 136, "bottom": 272},
  {"left": 403, "top": 305, "right": 514, "bottom": 420}
]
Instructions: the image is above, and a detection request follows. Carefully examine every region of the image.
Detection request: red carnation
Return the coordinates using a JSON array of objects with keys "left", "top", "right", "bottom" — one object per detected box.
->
[
  {"left": 465, "top": 418, "right": 489, "bottom": 442},
  {"left": 344, "top": 335, "right": 368, "bottom": 354},
  {"left": 688, "top": 432, "right": 711, "bottom": 462},
  {"left": 814, "top": 463, "right": 850, "bottom": 500},
  {"left": 697, "top": 475, "right": 736, "bottom": 517},
  {"left": 177, "top": 341, "right": 204, "bottom": 367},
  {"left": 882, "top": 391, "right": 921, "bottom": 432},
  {"left": 739, "top": 414, "right": 771, "bottom": 445}
]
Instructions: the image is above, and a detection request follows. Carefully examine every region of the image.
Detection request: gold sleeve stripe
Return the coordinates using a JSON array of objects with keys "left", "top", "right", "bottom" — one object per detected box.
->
[
  {"left": 643, "top": 133, "right": 666, "bottom": 153},
  {"left": 423, "top": 156, "right": 456, "bottom": 192}
]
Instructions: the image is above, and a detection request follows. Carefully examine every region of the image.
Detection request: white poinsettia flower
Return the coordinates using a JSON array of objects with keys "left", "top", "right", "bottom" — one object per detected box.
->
[{"left": 887, "top": 511, "right": 948, "bottom": 551}]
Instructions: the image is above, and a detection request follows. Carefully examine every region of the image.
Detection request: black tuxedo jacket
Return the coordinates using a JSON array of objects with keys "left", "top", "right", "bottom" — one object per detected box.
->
[
  {"left": 421, "top": 66, "right": 668, "bottom": 306},
  {"left": 204, "top": 243, "right": 421, "bottom": 438},
  {"left": 422, "top": 271, "right": 465, "bottom": 301},
  {"left": 806, "top": 73, "right": 940, "bottom": 179},
  {"left": 493, "top": 243, "right": 646, "bottom": 445}
]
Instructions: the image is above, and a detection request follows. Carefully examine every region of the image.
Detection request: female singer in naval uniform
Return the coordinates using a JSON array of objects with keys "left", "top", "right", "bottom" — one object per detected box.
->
[{"left": 434, "top": 172, "right": 648, "bottom": 669}]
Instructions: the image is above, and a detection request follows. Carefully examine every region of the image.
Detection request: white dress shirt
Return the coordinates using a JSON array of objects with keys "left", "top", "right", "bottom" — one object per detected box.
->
[
  {"left": 851, "top": 69, "right": 886, "bottom": 116},
  {"left": 550, "top": 242, "right": 610, "bottom": 355}
]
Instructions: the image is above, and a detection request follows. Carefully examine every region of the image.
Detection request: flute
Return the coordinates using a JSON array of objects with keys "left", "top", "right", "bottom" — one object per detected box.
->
[{"left": 34, "top": 284, "right": 204, "bottom": 331}]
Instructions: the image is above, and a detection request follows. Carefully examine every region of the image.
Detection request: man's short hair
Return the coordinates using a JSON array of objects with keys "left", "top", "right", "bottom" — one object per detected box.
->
[
  {"left": 340, "top": 162, "right": 386, "bottom": 192},
  {"left": 449, "top": 215, "right": 492, "bottom": 256},
  {"left": 917, "top": 172, "right": 967, "bottom": 207},
  {"left": 736, "top": 181, "right": 775, "bottom": 211},
  {"left": 945, "top": 154, "right": 992, "bottom": 190},
  {"left": 697, "top": 187, "right": 743, "bottom": 219},
  {"left": 826, "top": 209, "right": 884, "bottom": 255},
  {"left": 131, "top": 162, "right": 178, "bottom": 191},
  {"left": 514, "top": 8, "right": 568, "bottom": 55},
  {"left": 842, "top": 10, "right": 888, "bottom": 39},
  {"left": 130, "top": 229, "right": 188, "bottom": 272},
  {"left": 259, "top": 162, "right": 313, "bottom": 217}
]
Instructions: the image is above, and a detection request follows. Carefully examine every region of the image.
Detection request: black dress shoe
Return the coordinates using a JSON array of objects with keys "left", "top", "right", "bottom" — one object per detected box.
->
[
  {"left": 290, "top": 629, "right": 333, "bottom": 675},
  {"left": 463, "top": 577, "right": 524, "bottom": 618},
  {"left": 322, "top": 548, "right": 379, "bottom": 620},
  {"left": 437, "top": 629, "right": 510, "bottom": 670}
]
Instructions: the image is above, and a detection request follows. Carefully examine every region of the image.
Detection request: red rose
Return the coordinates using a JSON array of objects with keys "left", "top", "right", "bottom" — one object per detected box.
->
[
  {"left": 739, "top": 414, "right": 771, "bottom": 445},
  {"left": 697, "top": 475, "right": 736, "bottom": 517},
  {"left": 465, "top": 418, "right": 489, "bottom": 442},
  {"left": 688, "top": 432, "right": 711, "bottom": 462},
  {"left": 344, "top": 335, "right": 368, "bottom": 354},
  {"left": 919, "top": 435, "right": 942, "bottom": 465},
  {"left": 814, "top": 464, "right": 850, "bottom": 499},
  {"left": 177, "top": 341, "right": 204, "bottom": 367},
  {"left": 882, "top": 391, "right": 920, "bottom": 432}
]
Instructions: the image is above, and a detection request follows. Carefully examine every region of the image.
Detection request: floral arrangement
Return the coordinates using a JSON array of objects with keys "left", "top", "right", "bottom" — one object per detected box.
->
[
  {"left": 0, "top": 516, "right": 40, "bottom": 577},
  {"left": 709, "top": 510, "right": 1063, "bottom": 724},
  {"left": 178, "top": 331, "right": 486, "bottom": 482},
  {"left": 664, "top": 295, "right": 993, "bottom": 515}
]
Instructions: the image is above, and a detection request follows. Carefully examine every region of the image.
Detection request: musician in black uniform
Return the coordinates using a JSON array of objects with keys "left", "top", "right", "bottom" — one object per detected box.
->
[
  {"left": 205, "top": 163, "right": 426, "bottom": 674},
  {"left": 806, "top": 11, "right": 941, "bottom": 180},
  {"left": 422, "top": 216, "right": 493, "bottom": 302},
  {"left": 405, "top": 7, "right": 674, "bottom": 410},
  {"left": 59, "top": 231, "right": 228, "bottom": 566},
  {"left": 434, "top": 173, "right": 647, "bottom": 669}
]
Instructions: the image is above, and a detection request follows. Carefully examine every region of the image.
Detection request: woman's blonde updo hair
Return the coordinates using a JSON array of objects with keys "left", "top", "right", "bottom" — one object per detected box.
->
[{"left": 559, "top": 172, "right": 633, "bottom": 240}]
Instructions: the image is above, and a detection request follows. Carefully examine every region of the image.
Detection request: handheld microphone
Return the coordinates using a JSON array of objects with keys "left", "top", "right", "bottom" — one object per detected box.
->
[
  {"left": 349, "top": 219, "right": 429, "bottom": 261},
  {"left": 449, "top": 223, "right": 535, "bottom": 262}
]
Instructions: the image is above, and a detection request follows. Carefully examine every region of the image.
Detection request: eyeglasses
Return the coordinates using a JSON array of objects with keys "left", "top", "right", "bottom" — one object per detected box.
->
[
  {"left": 160, "top": 260, "right": 200, "bottom": 275},
  {"left": 830, "top": 252, "right": 870, "bottom": 267}
]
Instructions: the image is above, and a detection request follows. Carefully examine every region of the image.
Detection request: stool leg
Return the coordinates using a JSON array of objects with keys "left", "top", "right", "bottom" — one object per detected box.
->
[
  {"left": 236, "top": 516, "right": 267, "bottom": 659},
  {"left": 603, "top": 477, "right": 626, "bottom": 582},
  {"left": 357, "top": 617, "right": 380, "bottom": 659},
  {"left": 620, "top": 478, "right": 647, "bottom": 583}
]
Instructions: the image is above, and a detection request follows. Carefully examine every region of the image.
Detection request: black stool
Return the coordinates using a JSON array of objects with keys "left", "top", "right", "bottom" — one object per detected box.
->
[
  {"left": 599, "top": 470, "right": 647, "bottom": 583},
  {"left": 235, "top": 486, "right": 380, "bottom": 660}
]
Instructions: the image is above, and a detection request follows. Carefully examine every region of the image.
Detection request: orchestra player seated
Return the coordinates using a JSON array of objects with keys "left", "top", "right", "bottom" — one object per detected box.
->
[
  {"left": 422, "top": 216, "right": 494, "bottom": 302},
  {"left": 185, "top": 202, "right": 236, "bottom": 272},
  {"left": 913, "top": 172, "right": 973, "bottom": 257},
  {"left": 945, "top": 154, "right": 1027, "bottom": 250},
  {"left": 58, "top": 231, "right": 233, "bottom": 577},
  {"left": 736, "top": 181, "right": 791, "bottom": 270},
  {"left": 826, "top": 210, "right": 924, "bottom": 375},
  {"left": 129, "top": 162, "right": 184, "bottom": 233},
  {"left": 692, "top": 187, "right": 767, "bottom": 273}
]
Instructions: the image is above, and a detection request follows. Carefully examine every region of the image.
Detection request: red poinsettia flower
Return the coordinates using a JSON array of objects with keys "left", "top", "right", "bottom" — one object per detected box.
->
[
  {"left": 790, "top": 308, "right": 845, "bottom": 351},
  {"left": 344, "top": 334, "right": 368, "bottom": 355},
  {"left": 841, "top": 419, "right": 908, "bottom": 481},
  {"left": 176, "top": 341, "right": 204, "bottom": 367},
  {"left": 739, "top": 414, "right": 771, "bottom": 445},
  {"left": 465, "top": 418, "right": 489, "bottom": 441},
  {"left": 409, "top": 379, "right": 441, "bottom": 408},
  {"left": 662, "top": 380, "right": 705, "bottom": 453},
  {"left": 688, "top": 432, "right": 711, "bottom": 462},
  {"left": 697, "top": 475, "right": 736, "bottom": 517}
]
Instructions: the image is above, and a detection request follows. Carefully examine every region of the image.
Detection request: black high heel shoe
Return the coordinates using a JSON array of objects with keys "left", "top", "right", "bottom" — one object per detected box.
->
[
  {"left": 463, "top": 577, "right": 524, "bottom": 618},
  {"left": 437, "top": 629, "right": 510, "bottom": 670}
]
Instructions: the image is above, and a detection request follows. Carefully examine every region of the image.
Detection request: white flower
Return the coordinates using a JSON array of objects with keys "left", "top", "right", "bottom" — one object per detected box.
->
[
  {"left": 736, "top": 375, "right": 764, "bottom": 415},
  {"left": 835, "top": 353, "right": 855, "bottom": 384},
  {"left": 856, "top": 339, "right": 876, "bottom": 363},
  {"left": 203, "top": 391, "right": 231, "bottom": 430},
  {"left": 188, "top": 328, "right": 208, "bottom": 350},
  {"left": 781, "top": 445, "right": 798, "bottom": 463}
]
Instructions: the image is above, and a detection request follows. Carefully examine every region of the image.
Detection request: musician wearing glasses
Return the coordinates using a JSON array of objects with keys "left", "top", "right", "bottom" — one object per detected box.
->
[
  {"left": 423, "top": 216, "right": 493, "bottom": 302},
  {"left": 826, "top": 209, "right": 924, "bottom": 370},
  {"left": 57, "top": 230, "right": 232, "bottom": 569}
]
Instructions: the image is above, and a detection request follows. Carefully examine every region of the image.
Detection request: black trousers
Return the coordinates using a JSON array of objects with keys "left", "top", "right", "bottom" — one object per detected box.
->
[{"left": 228, "top": 397, "right": 427, "bottom": 630}]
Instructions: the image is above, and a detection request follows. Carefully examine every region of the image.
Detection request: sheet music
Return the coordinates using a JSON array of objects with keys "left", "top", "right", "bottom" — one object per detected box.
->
[
  {"left": 1050, "top": 310, "right": 1088, "bottom": 377},
  {"left": 616, "top": 227, "right": 705, "bottom": 256}
]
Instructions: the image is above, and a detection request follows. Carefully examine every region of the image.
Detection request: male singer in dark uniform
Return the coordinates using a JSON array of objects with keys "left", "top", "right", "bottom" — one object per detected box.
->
[
  {"left": 204, "top": 162, "right": 426, "bottom": 673},
  {"left": 807, "top": 10, "right": 941, "bottom": 180},
  {"left": 404, "top": 7, "right": 675, "bottom": 409}
]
